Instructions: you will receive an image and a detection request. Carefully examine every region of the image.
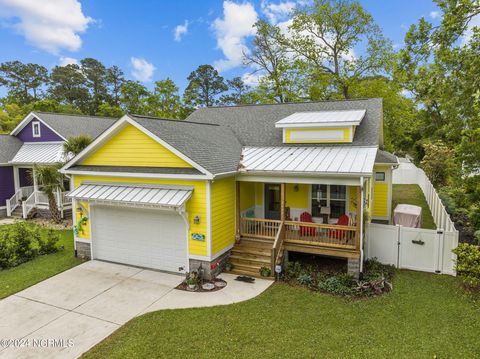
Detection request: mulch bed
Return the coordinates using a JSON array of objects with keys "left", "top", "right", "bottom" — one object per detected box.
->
[{"left": 175, "top": 278, "right": 227, "bottom": 292}]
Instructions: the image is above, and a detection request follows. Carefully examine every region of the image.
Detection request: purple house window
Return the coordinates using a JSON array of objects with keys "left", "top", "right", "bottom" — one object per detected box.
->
[{"left": 16, "top": 118, "right": 63, "bottom": 142}]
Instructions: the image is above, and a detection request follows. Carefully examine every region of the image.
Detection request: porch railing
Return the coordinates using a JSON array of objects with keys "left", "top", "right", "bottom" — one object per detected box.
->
[
  {"left": 22, "top": 192, "right": 36, "bottom": 219},
  {"left": 284, "top": 220, "right": 359, "bottom": 249},
  {"left": 239, "top": 217, "right": 282, "bottom": 240},
  {"left": 271, "top": 221, "right": 286, "bottom": 275}
]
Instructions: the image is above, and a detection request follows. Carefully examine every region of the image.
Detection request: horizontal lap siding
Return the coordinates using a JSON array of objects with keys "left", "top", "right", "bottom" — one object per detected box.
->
[
  {"left": 0, "top": 166, "right": 14, "bottom": 206},
  {"left": 73, "top": 175, "right": 207, "bottom": 256},
  {"left": 211, "top": 177, "right": 235, "bottom": 255},
  {"left": 286, "top": 183, "right": 309, "bottom": 208},
  {"left": 82, "top": 124, "right": 193, "bottom": 168},
  {"left": 240, "top": 182, "right": 255, "bottom": 211},
  {"left": 373, "top": 183, "right": 388, "bottom": 217},
  {"left": 285, "top": 127, "right": 350, "bottom": 144}
]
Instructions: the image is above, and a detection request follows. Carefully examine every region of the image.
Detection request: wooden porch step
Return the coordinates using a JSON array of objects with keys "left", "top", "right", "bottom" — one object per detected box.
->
[
  {"left": 231, "top": 248, "right": 271, "bottom": 259},
  {"left": 230, "top": 255, "right": 270, "bottom": 267},
  {"left": 227, "top": 269, "right": 274, "bottom": 280}
]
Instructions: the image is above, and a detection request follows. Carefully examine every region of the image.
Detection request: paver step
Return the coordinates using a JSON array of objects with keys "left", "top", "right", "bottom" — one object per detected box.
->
[{"left": 227, "top": 269, "right": 274, "bottom": 280}]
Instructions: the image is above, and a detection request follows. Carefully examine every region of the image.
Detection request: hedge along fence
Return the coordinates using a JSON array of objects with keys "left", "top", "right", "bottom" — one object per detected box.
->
[
  {"left": 393, "top": 158, "right": 457, "bottom": 233},
  {"left": 0, "top": 223, "right": 61, "bottom": 269}
]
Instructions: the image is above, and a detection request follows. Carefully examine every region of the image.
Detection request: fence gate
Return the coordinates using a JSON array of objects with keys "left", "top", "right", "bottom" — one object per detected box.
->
[{"left": 365, "top": 223, "right": 457, "bottom": 276}]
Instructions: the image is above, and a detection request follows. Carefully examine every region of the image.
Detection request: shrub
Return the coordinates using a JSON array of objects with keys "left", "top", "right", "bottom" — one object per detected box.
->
[
  {"left": 363, "top": 258, "right": 395, "bottom": 281},
  {"left": 283, "top": 261, "right": 303, "bottom": 280},
  {"left": 259, "top": 266, "right": 271, "bottom": 277},
  {"left": 297, "top": 273, "right": 313, "bottom": 286},
  {"left": 0, "top": 223, "right": 60, "bottom": 269},
  {"left": 453, "top": 243, "right": 480, "bottom": 288},
  {"left": 318, "top": 274, "right": 356, "bottom": 296}
]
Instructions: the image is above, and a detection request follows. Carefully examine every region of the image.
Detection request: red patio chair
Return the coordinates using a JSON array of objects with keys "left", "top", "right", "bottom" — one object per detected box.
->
[
  {"left": 328, "top": 214, "right": 350, "bottom": 241},
  {"left": 299, "top": 212, "right": 316, "bottom": 236}
]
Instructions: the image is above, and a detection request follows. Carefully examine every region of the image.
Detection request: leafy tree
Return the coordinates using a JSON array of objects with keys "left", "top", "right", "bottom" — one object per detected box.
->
[
  {"left": 221, "top": 77, "right": 251, "bottom": 105},
  {"left": 119, "top": 80, "right": 150, "bottom": 114},
  {"left": 96, "top": 103, "right": 123, "bottom": 118},
  {"left": 49, "top": 64, "right": 89, "bottom": 112},
  {"left": 33, "top": 164, "right": 65, "bottom": 223},
  {"left": 80, "top": 58, "right": 109, "bottom": 114},
  {"left": 283, "top": 0, "right": 393, "bottom": 99},
  {"left": 63, "top": 135, "right": 93, "bottom": 156},
  {"left": 0, "top": 61, "right": 48, "bottom": 104},
  {"left": 0, "top": 103, "right": 23, "bottom": 132},
  {"left": 421, "top": 141, "right": 455, "bottom": 188},
  {"left": 184, "top": 64, "right": 227, "bottom": 107},
  {"left": 243, "top": 20, "right": 297, "bottom": 103},
  {"left": 106, "top": 65, "right": 125, "bottom": 106},
  {"left": 148, "top": 78, "right": 182, "bottom": 118}
]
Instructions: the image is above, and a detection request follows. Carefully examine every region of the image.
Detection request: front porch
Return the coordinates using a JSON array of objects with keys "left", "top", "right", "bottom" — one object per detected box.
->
[
  {"left": 5, "top": 164, "right": 72, "bottom": 219},
  {"left": 232, "top": 179, "right": 365, "bottom": 277}
]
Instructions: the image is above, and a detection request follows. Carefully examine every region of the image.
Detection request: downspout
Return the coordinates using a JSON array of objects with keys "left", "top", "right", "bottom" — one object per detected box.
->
[{"left": 359, "top": 176, "right": 365, "bottom": 273}]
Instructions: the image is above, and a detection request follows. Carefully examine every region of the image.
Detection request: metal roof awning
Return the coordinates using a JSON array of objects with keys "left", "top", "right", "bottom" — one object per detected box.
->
[
  {"left": 68, "top": 183, "right": 193, "bottom": 209},
  {"left": 240, "top": 146, "right": 378, "bottom": 176},
  {"left": 275, "top": 110, "right": 366, "bottom": 128},
  {"left": 10, "top": 143, "right": 68, "bottom": 165}
]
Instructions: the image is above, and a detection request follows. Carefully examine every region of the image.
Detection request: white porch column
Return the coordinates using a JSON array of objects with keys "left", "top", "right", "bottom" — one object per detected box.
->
[
  {"left": 13, "top": 166, "right": 20, "bottom": 193},
  {"left": 33, "top": 167, "right": 39, "bottom": 204}
]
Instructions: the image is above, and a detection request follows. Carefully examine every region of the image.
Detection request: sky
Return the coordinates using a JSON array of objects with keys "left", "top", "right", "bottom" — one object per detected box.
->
[{"left": 0, "top": 0, "right": 444, "bottom": 94}]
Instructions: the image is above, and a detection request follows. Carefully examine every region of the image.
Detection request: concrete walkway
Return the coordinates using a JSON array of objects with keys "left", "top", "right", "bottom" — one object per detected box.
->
[
  {"left": 0, "top": 218, "right": 17, "bottom": 226},
  {"left": 0, "top": 260, "right": 272, "bottom": 359}
]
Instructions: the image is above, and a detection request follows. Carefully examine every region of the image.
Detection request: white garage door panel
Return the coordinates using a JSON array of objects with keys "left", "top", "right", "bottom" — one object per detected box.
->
[{"left": 92, "top": 206, "right": 186, "bottom": 273}]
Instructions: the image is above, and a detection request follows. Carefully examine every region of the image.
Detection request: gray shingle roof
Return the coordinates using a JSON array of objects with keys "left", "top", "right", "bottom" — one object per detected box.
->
[
  {"left": 186, "top": 98, "right": 383, "bottom": 147},
  {"left": 375, "top": 150, "right": 398, "bottom": 164},
  {"left": 129, "top": 115, "right": 243, "bottom": 175},
  {"left": 0, "top": 135, "right": 23, "bottom": 163},
  {"left": 34, "top": 112, "right": 117, "bottom": 139},
  {"left": 69, "top": 165, "right": 203, "bottom": 175}
]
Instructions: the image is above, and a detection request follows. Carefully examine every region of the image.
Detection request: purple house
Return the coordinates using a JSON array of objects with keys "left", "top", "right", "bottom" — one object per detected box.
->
[{"left": 0, "top": 112, "right": 117, "bottom": 218}]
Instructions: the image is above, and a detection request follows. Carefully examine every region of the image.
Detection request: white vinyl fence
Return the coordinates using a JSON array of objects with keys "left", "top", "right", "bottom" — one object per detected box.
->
[
  {"left": 393, "top": 158, "right": 457, "bottom": 233},
  {"left": 366, "top": 223, "right": 457, "bottom": 275},
  {"left": 364, "top": 158, "right": 459, "bottom": 276}
]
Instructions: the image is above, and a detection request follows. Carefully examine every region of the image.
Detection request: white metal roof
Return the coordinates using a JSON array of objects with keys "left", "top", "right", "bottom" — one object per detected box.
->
[
  {"left": 68, "top": 183, "right": 193, "bottom": 208},
  {"left": 275, "top": 110, "right": 366, "bottom": 128},
  {"left": 240, "top": 146, "right": 378, "bottom": 175},
  {"left": 10, "top": 143, "right": 68, "bottom": 165}
]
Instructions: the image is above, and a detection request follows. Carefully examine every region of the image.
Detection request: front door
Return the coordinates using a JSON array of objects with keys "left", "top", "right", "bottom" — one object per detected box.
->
[{"left": 264, "top": 183, "right": 281, "bottom": 220}]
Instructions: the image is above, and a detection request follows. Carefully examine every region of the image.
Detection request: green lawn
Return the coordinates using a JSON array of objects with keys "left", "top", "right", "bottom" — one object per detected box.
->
[
  {"left": 84, "top": 271, "right": 480, "bottom": 359},
  {"left": 392, "top": 184, "right": 436, "bottom": 229},
  {"left": 0, "top": 227, "right": 83, "bottom": 299}
]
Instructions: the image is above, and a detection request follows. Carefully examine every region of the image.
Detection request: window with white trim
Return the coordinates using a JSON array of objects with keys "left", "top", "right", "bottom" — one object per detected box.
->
[
  {"left": 32, "top": 121, "right": 41, "bottom": 137},
  {"left": 375, "top": 172, "right": 385, "bottom": 181},
  {"left": 311, "top": 184, "right": 347, "bottom": 222}
]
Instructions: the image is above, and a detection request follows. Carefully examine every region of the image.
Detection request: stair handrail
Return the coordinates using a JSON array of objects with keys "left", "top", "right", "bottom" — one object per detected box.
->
[
  {"left": 6, "top": 188, "right": 22, "bottom": 216},
  {"left": 22, "top": 191, "right": 36, "bottom": 219},
  {"left": 271, "top": 221, "right": 285, "bottom": 279}
]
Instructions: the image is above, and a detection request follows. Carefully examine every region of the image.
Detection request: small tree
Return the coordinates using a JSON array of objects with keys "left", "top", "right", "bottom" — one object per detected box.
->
[
  {"left": 421, "top": 141, "right": 455, "bottom": 188},
  {"left": 63, "top": 135, "right": 93, "bottom": 157},
  {"left": 33, "top": 164, "right": 65, "bottom": 223}
]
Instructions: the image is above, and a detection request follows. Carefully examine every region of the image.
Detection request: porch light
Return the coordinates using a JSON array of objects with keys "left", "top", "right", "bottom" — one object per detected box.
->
[
  {"left": 194, "top": 215, "right": 200, "bottom": 224},
  {"left": 293, "top": 184, "right": 299, "bottom": 192}
]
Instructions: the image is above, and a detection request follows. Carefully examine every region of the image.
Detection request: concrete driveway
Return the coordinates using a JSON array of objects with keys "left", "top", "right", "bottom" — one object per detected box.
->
[{"left": 0, "top": 260, "right": 272, "bottom": 359}]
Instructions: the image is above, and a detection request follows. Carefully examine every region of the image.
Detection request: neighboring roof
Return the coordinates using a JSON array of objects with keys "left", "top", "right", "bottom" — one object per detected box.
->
[
  {"left": 375, "top": 150, "right": 398, "bottom": 164},
  {"left": 10, "top": 143, "right": 68, "bottom": 165},
  {"left": 186, "top": 98, "right": 383, "bottom": 147},
  {"left": 240, "top": 146, "right": 378, "bottom": 176},
  {"left": 68, "top": 165, "right": 204, "bottom": 176},
  {"left": 33, "top": 112, "right": 117, "bottom": 139},
  {"left": 275, "top": 110, "right": 366, "bottom": 128},
  {"left": 128, "top": 115, "right": 243, "bottom": 175},
  {"left": 0, "top": 135, "right": 23, "bottom": 164},
  {"left": 68, "top": 183, "right": 193, "bottom": 209}
]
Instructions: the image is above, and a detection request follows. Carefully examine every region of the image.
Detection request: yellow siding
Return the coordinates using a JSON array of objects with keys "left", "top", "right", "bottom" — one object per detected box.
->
[
  {"left": 285, "top": 127, "right": 351, "bottom": 144},
  {"left": 348, "top": 186, "right": 358, "bottom": 213},
  {"left": 82, "top": 124, "right": 193, "bottom": 168},
  {"left": 255, "top": 182, "right": 263, "bottom": 206},
  {"left": 75, "top": 201, "right": 90, "bottom": 239},
  {"left": 373, "top": 183, "right": 388, "bottom": 217},
  {"left": 211, "top": 177, "right": 236, "bottom": 255},
  {"left": 73, "top": 175, "right": 207, "bottom": 256},
  {"left": 285, "top": 183, "right": 309, "bottom": 208},
  {"left": 240, "top": 182, "right": 255, "bottom": 211}
]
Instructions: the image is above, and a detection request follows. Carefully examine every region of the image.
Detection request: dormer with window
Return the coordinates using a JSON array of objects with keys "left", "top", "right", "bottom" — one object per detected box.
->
[
  {"left": 275, "top": 110, "right": 366, "bottom": 144},
  {"left": 32, "top": 121, "right": 41, "bottom": 138}
]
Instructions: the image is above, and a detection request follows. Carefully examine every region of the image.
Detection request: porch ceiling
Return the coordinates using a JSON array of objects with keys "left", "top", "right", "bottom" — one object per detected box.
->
[{"left": 239, "top": 146, "right": 377, "bottom": 176}]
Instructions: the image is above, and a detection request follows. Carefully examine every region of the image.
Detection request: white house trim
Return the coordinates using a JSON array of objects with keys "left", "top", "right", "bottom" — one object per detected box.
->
[
  {"left": 10, "top": 112, "right": 67, "bottom": 140},
  {"left": 62, "top": 169, "right": 210, "bottom": 180},
  {"left": 206, "top": 180, "right": 212, "bottom": 257}
]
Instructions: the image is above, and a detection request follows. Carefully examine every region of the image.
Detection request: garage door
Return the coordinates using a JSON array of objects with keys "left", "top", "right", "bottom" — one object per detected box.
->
[{"left": 92, "top": 206, "right": 187, "bottom": 273}]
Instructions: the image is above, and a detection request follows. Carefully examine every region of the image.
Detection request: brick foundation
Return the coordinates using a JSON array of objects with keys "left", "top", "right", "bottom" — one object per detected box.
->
[
  {"left": 189, "top": 250, "right": 231, "bottom": 280},
  {"left": 76, "top": 241, "right": 91, "bottom": 259}
]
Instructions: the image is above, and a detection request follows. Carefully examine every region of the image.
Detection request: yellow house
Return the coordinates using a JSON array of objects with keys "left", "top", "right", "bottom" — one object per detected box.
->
[{"left": 62, "top": 99, "right": 397, "bottom": 278}]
